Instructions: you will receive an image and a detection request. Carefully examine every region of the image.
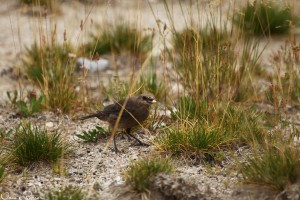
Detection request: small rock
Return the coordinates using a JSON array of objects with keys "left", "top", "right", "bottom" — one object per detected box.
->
[
  {"left": 45, "top": 122, "right": 54, "bottom": 128},
  {"left": 114, "top": 176, "right": 122, "bottom": 183},
  {"left": 76, "top": 57, "right": 109, "bottom": 72}
]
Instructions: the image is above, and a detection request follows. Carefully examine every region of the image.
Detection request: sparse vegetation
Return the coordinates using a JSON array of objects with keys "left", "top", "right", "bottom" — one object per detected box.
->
[
  {"left": 24, "top": 42, "right": 75, "bottom": 85},
  {"left": 45, "top": 186, "right": 85, "bottom": 200},
  {"left": 11, "top": 123, "right": 71, "bottom": 167},
  {"left": 23, "top": 42, "right": 78, "bottom": 113},
  {"left": 124, "top": 157, "right": 173, "bottom": 193},
  {"left": 7, "top": 90, "right": 44, "bottom": 117},
  {"left": 265, "top": 40, "right": 300, "bottom": 112},
  {"left": 1, "top": 128, "right": 14, "bottom": 183},
  {"left": 158, "top": 97, "right": 266, "bottom": 157},
  {"left": 158, "top": 123, "right": 229, "bottom": 155},
  {"left": 171, "top": 25, "right": 261, "bottom": 101},
  {"left": 100, "top": 76, "right": 132, "bottom": 101},
  {"left": 240, "top": 144, "right": 300, "bottom": 191},
  {"left": 100, "top": 71, "right": 166, "bottom": 102},
  {"left": 6, "top": 90, "right": 18, "bottom": 106},
  {"left": 75, "top": 126, "right": 107, "bottom": 142},
  {"left": 139, "top": 71, "right": 167, "bottom": 102},
  {"left": 0, "top": 164, "right": 4, "bottom": 183},
  {"left": 20, "top": 0, "right": 53, "bottom": 7},
  {"left": 0, "top": 145, "right": 5, "bottom": 183},
  {"left": 19, "top": 0, "right": 58, "bottom": 13},
  {"left": 85, "top": 22, "right": 153, "bottom": 62},
  {"left": 235, "top": 1, "right": 293, "bottom": 35}
]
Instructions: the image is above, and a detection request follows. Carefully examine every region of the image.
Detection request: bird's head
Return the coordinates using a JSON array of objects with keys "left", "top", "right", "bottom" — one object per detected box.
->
[{"left": 137, "top": 95, "right": 157, "bottom": 105}]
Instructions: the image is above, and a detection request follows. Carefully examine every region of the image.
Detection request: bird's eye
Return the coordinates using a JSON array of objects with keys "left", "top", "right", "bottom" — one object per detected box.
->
[
  {"left": 141, "top": 96, "right": 155, "bottom": 103},
  {"left": 142, "top": 96, "right": 148, "bottom": 100}
]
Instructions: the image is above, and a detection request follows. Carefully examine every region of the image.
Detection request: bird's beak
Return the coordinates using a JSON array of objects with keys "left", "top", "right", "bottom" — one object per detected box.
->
[{"left": 151, "top": 99, "right": 157, "bottom": 104}]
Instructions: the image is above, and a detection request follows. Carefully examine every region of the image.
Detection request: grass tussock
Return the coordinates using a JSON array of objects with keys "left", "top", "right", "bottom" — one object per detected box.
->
[
  {"left": 24, "top": 42, "right": 75, "bottom": 85},
  {"left": 240, "top": 144, "right": 300, "bottom": 191},
  {"left": 158, "top": 97, "right": 266, "bottom": 157},
  {"left": 85, "top": 22, "right": 153, "bottom": 62},
  {"left": 171, "top": 25, "right": 261, "bottom": 101},
  {"left": 44, "top": 186, "right": 84, "bottom": 200},
  {"left": 11, "top": 123, "right": 71, "bottom": 167},
  {"left": 23, "top": 40, "right": 78, "bottom": 113},
  {"left": 177, "top": 96, "right": 266, "bottom": 146},
  {"left": 157, "top": 123, "right": 229, "bottom": 155},
  {"left": 124, "top": 157, "right": 173, "bottom": 193},
  {"left": 235, "top": 1, "right": 293, "bottom": 36}
]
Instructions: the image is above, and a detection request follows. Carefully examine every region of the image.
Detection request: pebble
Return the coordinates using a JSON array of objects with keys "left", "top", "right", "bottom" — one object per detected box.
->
[
  {"left": 45, "top": 122, "right": 54, "bottom": 128},
  {"left": 76, "top": 57, "right": 109, "bottom": 72}
]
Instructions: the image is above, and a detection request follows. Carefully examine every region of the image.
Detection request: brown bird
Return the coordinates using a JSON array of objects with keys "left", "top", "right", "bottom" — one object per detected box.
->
[{"left": 80, "top": 95, "right": 156, "bottom": 152}]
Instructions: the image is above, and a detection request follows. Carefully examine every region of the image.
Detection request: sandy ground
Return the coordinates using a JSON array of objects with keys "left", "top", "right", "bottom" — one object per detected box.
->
[{"left": 1, "top": 0, "right": 299, "bottom": 199}]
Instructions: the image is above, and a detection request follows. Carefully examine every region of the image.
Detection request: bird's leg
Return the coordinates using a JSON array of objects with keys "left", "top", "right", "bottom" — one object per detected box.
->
[
  {"left": 120, "top": 129, "right": 130, "bottom": 142},
  {"left": 113, "top": 134, "right": 119, "bottom": 153},
  {"left": 125, "top": 128, "right": 149, "bottom": 146}
]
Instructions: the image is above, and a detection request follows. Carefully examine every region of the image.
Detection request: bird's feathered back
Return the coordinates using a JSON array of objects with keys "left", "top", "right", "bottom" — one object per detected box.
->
[{"left": 80, "top": 95, "right": 156, "bottom": 129}]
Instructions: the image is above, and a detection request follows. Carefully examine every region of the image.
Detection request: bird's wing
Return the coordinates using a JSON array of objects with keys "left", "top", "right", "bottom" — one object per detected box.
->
[
  {"left": 104, "top": 98, "right": 133, "bottom": 118},
  {"left": 102, "top": 103, "right": 121, "bottom": 113},
  {"left": 103, "top": 97, "right": 133, "bottom": 112}
]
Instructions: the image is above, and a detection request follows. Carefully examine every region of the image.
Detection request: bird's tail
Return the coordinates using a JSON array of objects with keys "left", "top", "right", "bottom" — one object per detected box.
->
[{"left": 80, "top": 113, "right": 101, "bottom": 120}]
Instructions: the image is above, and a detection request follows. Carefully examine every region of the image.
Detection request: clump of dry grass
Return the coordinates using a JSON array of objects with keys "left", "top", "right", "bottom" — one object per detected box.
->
[{"left": 265, "top": 39, "right": 300, "bottom": 113}]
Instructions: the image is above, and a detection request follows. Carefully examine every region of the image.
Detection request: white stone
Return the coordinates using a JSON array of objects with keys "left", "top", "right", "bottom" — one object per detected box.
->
[
  {"left": 76, "top": 57, "right": 109, "bottom": 72},
  {"left": 45, "top": 122, "right": 54, "bottom": 128}
]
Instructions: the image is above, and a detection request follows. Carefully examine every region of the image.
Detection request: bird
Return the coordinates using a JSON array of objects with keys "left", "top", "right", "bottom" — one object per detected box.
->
[{"left": 80, "top": 95, "right": 156, "bottom": 152}]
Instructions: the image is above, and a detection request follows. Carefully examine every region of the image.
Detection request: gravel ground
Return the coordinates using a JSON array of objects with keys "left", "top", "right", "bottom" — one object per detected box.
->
[{"left": 0, "top": 106, "right": 237, "bottom": 199}]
